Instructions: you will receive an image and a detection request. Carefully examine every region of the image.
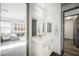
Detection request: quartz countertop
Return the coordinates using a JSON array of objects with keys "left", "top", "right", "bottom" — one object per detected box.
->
[{"left": 32, "top": 33, "right": 53, "bottom": 44}]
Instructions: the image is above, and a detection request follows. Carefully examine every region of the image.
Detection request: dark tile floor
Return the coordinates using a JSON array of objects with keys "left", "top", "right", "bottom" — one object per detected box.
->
[{"left": 63, "top": 39, "right": 79, "bottom": 56}]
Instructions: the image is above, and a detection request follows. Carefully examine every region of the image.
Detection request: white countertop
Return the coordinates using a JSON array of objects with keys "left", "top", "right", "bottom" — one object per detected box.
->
[{"left": 32, "top": 33, "right": 53, "bottom": 44}]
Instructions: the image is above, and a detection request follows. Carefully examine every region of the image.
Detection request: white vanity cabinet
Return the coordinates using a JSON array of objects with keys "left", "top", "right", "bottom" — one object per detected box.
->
[
  {"left": 31, "top": 36, "right": 53, "bottom": 56},
  {"left": 41, "top": 41, "right": 50, "bottom": 56},
  {"left": 50, "top": 39, "right": 54, "bottom": 54}
]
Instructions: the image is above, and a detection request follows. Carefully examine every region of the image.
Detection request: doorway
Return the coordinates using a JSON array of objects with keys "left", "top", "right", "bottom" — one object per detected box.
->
[
  {"left": 63, "top": 15, "right": 79, "bottom": 56},
  {"left": 62, "top": 5, "right": 79, "bottom": 56},
  {"left": 0, "top": 3, "right": 27, "bottom": 56}
]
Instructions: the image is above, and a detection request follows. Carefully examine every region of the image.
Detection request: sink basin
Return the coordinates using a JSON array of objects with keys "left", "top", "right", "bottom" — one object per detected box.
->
[
  {"left": 38, "top": 35, "right": 42, "bottom": 38},
  {"left": 37, "top": 34, "right": 46, "bottom": 38}
]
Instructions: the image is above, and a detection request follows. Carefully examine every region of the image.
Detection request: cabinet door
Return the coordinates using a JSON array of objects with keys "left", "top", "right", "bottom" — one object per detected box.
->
[
  {"left": 77, "top": 16, "right": 79, "bottom": 48},
  {"left": 49, "top": 39, "right": 53, "bottom": 54},
  {"left": 73, "top": 16, "right": 79, "bottom": 48},
  {"left": 73, "top": 17, "right": 77, "bottom": 47},
  {"left": 42, "top": 44, "right": 50, "bottom": 56}
]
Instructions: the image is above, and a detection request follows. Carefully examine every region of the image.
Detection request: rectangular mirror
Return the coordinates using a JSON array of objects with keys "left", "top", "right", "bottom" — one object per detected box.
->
[
  {"left": 43, "top": 23, "right": 45, "bottom": 32},
  {"left": 32, "top": 19, "right": 37, "bottom": 36},
  {"left": 47, "top": 23, "right": 52, "bottom": 32}
]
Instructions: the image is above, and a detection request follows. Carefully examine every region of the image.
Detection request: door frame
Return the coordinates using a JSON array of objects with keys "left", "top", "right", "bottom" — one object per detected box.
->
[
  {"left": 26, "top": 3, "right": 29, "bottom": 56},
  {"left": 62, "top": 6, "right": 79, "bottom": 55}
]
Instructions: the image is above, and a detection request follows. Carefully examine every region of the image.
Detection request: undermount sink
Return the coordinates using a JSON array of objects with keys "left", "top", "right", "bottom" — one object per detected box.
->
[
  {"left": 37, "top": 34, "right": 46, "bottom": 38},
  {"left": 38, "top": 35, "right": 42, "bottom": 38}
]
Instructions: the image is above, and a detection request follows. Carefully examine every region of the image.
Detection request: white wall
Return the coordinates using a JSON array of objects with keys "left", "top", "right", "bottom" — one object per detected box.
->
[
  {"left": 49, "top": 4, "right": 61, "bottom": 55},
  {"left": 1, "top": 3, "right": 27, "bottom": 33},
  {"left": 1, "top": 3, "right": 26, "bottom": 20},
  {"left": 0, "top": 3, "right": 27, "bottom": 56},
  {"left": 64, "top": 19, "right": 74, "bottom": 39},
  {"left": 29, "top": 3, "right": 61, "bottom": 55}
]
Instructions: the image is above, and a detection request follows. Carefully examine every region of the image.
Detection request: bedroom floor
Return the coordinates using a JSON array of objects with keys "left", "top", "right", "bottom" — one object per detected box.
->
[
  {"left": 1, "top": 40, "right": 26, "bottom": 56},
  {"left": 63, "top": 39, "right": 79, "bottom": 56}
]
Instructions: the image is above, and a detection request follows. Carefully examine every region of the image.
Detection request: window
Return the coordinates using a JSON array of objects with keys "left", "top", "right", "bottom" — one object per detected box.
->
[{"left": 0, "top": 21, "right": 11, "bottom": 33}]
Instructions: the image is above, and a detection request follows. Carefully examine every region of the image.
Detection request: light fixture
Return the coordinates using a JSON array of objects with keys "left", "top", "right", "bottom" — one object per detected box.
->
[{"left": 65, "top": 17, "right": 71, "bottom": 19}]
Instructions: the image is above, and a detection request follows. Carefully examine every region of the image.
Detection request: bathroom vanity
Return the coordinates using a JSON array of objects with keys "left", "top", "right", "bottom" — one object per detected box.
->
[
  {"left": 31, "top": 17, "right": 53, "bottom": 56},
  {"left": 31, "top": 33, "right": 53, "bottom": 56}
]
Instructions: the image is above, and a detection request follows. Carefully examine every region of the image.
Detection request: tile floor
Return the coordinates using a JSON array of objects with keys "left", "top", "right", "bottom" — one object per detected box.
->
[
  {"left": 64, "top": 39, "right": 79, "bottom": 56},
  {"left": 1, "top": 40, "right": 26, "bottom": 56}
]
